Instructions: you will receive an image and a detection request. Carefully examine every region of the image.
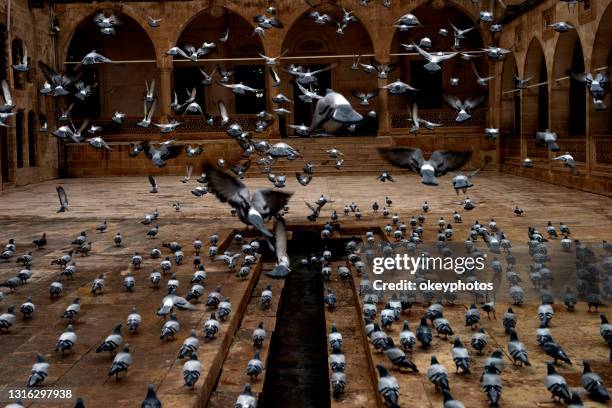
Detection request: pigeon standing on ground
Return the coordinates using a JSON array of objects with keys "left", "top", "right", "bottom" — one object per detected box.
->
[
  {"left": 582, "top": 360, "right": 610, "bottom": 402},
  {"left": 27, "top": 354, "right": 49, "bottom": 387},
  {"left": 108, "top": 344, "right": 132, "bottom": 380},
  {"left": 545, "top": 362, "right": 571, "bottom": 403},
  {"left": 96, "top": 323, "right": 123, "bottom": 354},
  {"left": 178, "top": 330, "right": 199, "bottom": 359},
  {"left": 427, "top": 356, "right": 450, "bottom": 391},
  {"left": 141, "top": 384, "right": 162, "bottom": 408},
  {"left": 482, "top": 364, "right": 503, "bottom": 407},
  {"left": 183, "top": 353, "right": 203, "bottom": 389},
  {"left": 376, "top": 364, "right": 400, "bottom": 408}
]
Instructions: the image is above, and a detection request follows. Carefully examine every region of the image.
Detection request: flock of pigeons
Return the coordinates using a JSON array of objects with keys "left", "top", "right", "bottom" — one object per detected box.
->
[
  {"left": 1, "top": 0, "right": 608, "bottom": 177},
  {"left": 0, "top": 0, "right": 611, "bottom": 407},
  {"left": 315, "top": 205, "right": 612, "bottom": 407}
]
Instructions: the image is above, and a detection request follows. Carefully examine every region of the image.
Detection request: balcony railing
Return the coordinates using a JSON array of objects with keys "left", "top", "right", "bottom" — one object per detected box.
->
[{"left": 390, "top": 108, "right": 487, "bottom": 129}]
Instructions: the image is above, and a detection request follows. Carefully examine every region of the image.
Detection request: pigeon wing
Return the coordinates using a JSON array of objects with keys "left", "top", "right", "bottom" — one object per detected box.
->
[
  {"left": 217, "top": 100, "right": 228, "bottom": 123},
  {"left": 429, "top": 150, "right": 472, "bottom": 175},
  {"left": 56, "top": 186, "right": 68, "bottom": 207},
  {"left": 255, "top": 190, "right": 293, "bottom": 217},
  {"left": 204, "top": 166, "right": 250, "bottom": 208},
  {"left": 442, "top": 93, "right": 463, "bottom": 111},
  {"left": 378, "top": 147, "right": 424, "bottom": 173},
  {"left": 148, "top": 175, "right": 158, "bottom": 188},
  {"left": 465, "top": 94, "right": 486, "bottom": 110}
]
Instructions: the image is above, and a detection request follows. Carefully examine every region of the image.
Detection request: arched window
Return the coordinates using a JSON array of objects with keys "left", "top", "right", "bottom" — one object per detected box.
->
[
  {"left": 11, "top": 38, "right": 25, "bottom": 89},
  {"left": 15, "top": 111, "right": 24, "bottom": 168},
  {"left": 568, "top": 40, "right": 586, "bottom": 135},
  {"left": 27, "top": 111, "right": 36, "bottom": 167}
]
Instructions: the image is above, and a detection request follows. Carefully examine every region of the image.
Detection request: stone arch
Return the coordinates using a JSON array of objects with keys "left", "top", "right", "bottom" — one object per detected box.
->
[
  {"left": 551, "top": 31, "right": 586, "bottom": 141},
  {"left": 65, "top": 10, "right": 157, "bottom": 118},
  {"left": 590, "top": 1, "right": 612, "bottom": 137},
  {"left": 280, "top": 1, "right": 377, "bottom": 135},
  {"left": 500, "top": 53, "right": 520, "bottom": 161},
  {"left": 280, "top": 1, "right": 378, "bottom": 55},
  {"left": 62, "top": 7, "right": 157, "bottom": 63},
  {"left": 523, "top": 37, "right": 549, "bottom": 159},
  {"left": 173, "top": 6, "right": 266, "bottom": 116},
  {"left": 388, "top": 2, "right": 487, "bottom": 123}
]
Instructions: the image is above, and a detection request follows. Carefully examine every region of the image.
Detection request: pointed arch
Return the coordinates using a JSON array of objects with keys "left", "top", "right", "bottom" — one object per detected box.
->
[
  {"left": 65, "top": 10, "right": 157, "bottom": 118},
  {"left": 523, "top": 37, "right": 548, "bottom": 159},
  {"left": 500, "top": 53, "right": 520, "bottom": 161}
]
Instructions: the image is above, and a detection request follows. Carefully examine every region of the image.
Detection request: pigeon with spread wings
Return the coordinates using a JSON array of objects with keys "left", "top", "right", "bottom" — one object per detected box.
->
[
  {"left": 142, "top": 140, "right": 183, "bottom": 167},
  {"left": 204, "top": 166, "right": 292, "bottom": 238},
  {"left": 38, "top": 62, "right": 79, "bottom": 97},
  {"left": 56, "top": 186, "right": 69, "bottom": 213},
  {"left": 442, "top": 93, "right": 486, "bottom": 122},
  {"left": 378, "top": 147, "right": 472, "bottom": 186}
]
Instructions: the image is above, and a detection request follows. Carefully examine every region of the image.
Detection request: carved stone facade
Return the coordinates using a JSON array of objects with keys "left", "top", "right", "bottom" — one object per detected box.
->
[{"left": 0, "top": 0, "right": 610, "bottom": 194}]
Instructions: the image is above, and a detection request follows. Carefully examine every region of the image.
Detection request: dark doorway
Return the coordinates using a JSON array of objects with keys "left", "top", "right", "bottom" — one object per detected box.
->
[
  {"left": 27, "top": 111, "right": 36, "bottom": 167},
  {"left": 537, "top": 59, "right": 549, "bottom": 131},
  {"left": 513, "top": 90, "right": 521, "bottom": 136},
  {"left": 71, "top": 67, "right": 101, "bottom": 119},
  {"left": 173, "top": 66, "right": 205, "bottom": 116},
  {"left": 411, "top": 60, "right": 443, "bottom": 109},
  {"left": 234, "top": 65, "right": 266, "bottom": 114},
  {"left": 15, "top": 112, "right": 24, "bottom": 168},
  {"left": 569, "top": 40, "right": 586, "bottom": 136},
  {"left": 292, "top": 64, "right": 332, "bottom": 129},
  {"left": 1, "top": 127, "right": 9, "bottom": 183}
]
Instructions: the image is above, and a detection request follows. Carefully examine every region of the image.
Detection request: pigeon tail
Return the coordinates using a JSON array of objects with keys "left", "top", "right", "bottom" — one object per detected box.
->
[{"left": 265, "top": 264, "right": 291, "bottom": 279}]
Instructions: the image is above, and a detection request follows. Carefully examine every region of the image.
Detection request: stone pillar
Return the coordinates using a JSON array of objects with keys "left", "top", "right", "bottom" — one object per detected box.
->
[
  {"left": 264, "top": 37, "right": 282, "bottom": 140},
  {"left": 158, "top": 59, "right": 173, "bottom": 123},
  {"left": 377, "top": 77, "right": 390, "bottom": 136},
  {"left": 585, "top": 92, "right": 592, "bottom": 175},
  {"left": 519, "top": 90, "right": 527, "bottom": 161}
]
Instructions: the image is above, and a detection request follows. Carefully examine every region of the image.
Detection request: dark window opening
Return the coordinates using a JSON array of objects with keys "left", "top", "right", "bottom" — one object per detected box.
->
[
  {"left": 173, "top": 66, "right": 205, "bottom": 117},
  {"left": 292, "top": 64, "right": 331, "bottom": 128},
  {"left": 15, "top": 112, "right": 24, "bottom": 168},
  {"left": 537, "top": 59, "right": 549, "bottom": 132},
  {"left": 513, "top": 91, "right": 521, "bottom": 136},
  {"left": 27, "top": 111, "right": 36, "bottom": 166},
  {"left": 71, "top": 67, "right": 101, "bottom": 119},
  {"left": 569, "top": 40, "right": 586, "bottom": 136},
  {"left": 234, "top": 65, "right": 266, "bottom": 114},
  {"left": 583, "top": 0, "right": 591, "bottom": 10},
  {"left": 0, "top": 127, "right": 8, "bottom": 182},
  {"left": 0, "top": 24, "right": 7, "bottom": 82},
  {"left": 411, "top": 60, "right": 442, "bottom": 109},
  {"left": 11, "top": 38, "right": 25, "bottom": 89}
]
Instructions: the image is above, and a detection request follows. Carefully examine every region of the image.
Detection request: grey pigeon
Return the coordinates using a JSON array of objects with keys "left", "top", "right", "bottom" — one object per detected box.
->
[{"left": 379, "top": 147, "right": 471, "bottom": 186}]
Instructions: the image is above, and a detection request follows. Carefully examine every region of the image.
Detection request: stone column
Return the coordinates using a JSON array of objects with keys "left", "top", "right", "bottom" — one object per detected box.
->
[
  {"left": 377, "top": 77, "right": 390, "bottom": 136},
  {"left": 158, "top": 58, "right": 173, "bottom": 123},
  {"left": 264, "top": 36, "right": 282, "bottom": 140},
  {"left": 585, "top": 92, "right": 592, "bottom": 175}
]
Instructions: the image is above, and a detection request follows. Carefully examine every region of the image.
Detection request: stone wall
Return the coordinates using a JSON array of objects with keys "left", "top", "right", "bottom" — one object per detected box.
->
[{"left": 0, "top": 0, "right": 58, "bottom": 189}]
